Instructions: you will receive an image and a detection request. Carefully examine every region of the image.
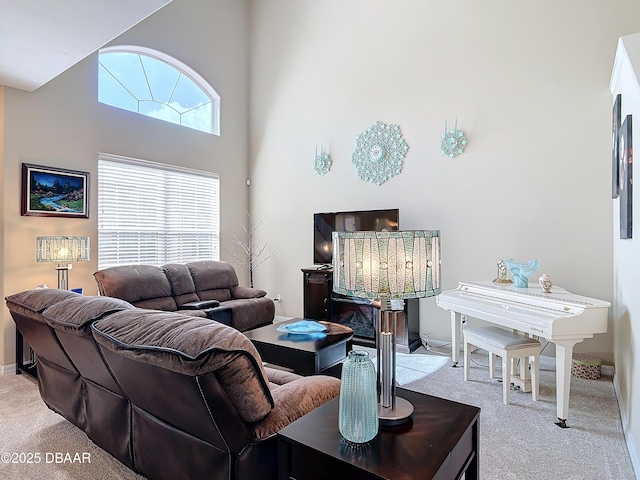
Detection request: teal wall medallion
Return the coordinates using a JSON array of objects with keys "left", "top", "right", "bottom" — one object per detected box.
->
[
  {"left": 351, "top": 121, "right": 409, "bottom": 185},
  {"left": 438, "top": 118, "right": 468, "bottom": 158},
  {"left": 314, "top": 145, "right": 331, "bottom": 176}
]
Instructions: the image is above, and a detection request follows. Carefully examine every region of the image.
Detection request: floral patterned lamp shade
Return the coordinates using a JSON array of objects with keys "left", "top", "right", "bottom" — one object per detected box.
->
[
  {"left": 332, "top": 230, "right": 441, "bottom": 300},
  {"left": 332, "top": 230, "right": 441, "bottom": 426},
  {"left": 36, "top": 236, "right": 90, "bottom": 289}
]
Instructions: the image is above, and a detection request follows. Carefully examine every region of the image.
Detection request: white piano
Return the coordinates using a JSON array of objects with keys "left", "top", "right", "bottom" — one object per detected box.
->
[{"left": 436, "top": 280, "right": 610, "bottom": 428}]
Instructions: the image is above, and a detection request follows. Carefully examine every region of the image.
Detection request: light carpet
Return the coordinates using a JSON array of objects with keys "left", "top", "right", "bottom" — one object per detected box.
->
[
  {"left": 403, "top": 349, "right": 636, "bottom": 480},
  {"left": 0, "top": 348, "right": 636, "bottom": 479}
]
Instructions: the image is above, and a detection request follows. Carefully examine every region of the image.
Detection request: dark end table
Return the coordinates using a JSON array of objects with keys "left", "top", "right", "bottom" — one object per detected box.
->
[
  {"left": 16, "top": 329, "right": 37, "bottom": 378},
  {"left": 244, "top": 319, "right": 353, "bottom": 376},
  {"left": 278, "top": 388, "right": 480, "bottom": 480}
]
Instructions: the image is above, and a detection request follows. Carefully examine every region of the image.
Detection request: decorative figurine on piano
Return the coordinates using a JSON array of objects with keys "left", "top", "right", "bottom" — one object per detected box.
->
[
  {"left": 503, "top": 258, "right": 540, "bottom": 288},
  {"left": 539, "top": 273, "right": 553, "bottom": 293},
  {"left": 493, "top": 259, "right": 513, "bottom": 284}
]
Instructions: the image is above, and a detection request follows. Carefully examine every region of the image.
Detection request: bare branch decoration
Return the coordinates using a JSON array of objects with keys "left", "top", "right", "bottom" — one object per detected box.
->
[{"left": 228, "top": 212, "right": 278, "bottom": 288}]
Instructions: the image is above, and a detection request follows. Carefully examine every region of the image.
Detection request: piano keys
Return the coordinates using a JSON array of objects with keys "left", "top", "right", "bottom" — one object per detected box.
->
[{"left": 436, "top": 281, "right": 610, "bottom": 427}]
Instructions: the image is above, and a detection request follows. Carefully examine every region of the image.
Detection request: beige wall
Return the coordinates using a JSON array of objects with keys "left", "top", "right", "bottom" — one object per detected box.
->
[
  {"left": 0, "top": 0, "right": 250, "bottom": 367},
  {"left": 248, "top": 1, "right": 640, "bottom": 472},
  {"left": 248, "top": 0, "right": 640, "bottom": 362}
]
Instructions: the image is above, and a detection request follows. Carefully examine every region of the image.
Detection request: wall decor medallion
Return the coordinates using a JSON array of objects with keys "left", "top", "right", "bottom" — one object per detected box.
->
[
  {"left": 21, "top": 163, "right": 89, "bottom": 218},
  {"left": 351, "top": 121, "right": 409, "bottom": 185},
  {"left": 314, "top": 145, "right": 331, "bottom": 176},
  {"left": 438, "top": 118, "right": 468, "bottom": 158}
]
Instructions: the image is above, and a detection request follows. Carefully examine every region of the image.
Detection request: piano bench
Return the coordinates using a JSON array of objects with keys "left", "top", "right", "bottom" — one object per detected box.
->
[{"left": 463, "top": 326, "right": 541, "bottom": 405}]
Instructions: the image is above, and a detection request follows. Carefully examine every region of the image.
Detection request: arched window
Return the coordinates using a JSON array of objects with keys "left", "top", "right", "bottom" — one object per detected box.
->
[{"left": 98, "top": 46, "right": 220, "bottom": 135}]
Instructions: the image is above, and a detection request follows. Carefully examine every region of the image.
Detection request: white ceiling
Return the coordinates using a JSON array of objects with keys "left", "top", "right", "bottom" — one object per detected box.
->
[{"left": 0, "top": 0, "right": 173, "bottom": 92}]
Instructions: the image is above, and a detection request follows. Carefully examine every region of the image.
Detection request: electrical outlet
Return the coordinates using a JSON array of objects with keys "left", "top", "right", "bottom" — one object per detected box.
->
[
  {"left": 461, "top": 315, "right": 467, "bottom": 325},
  {"left": 274, "top": 294, "right": 282, "bottom": 302}
]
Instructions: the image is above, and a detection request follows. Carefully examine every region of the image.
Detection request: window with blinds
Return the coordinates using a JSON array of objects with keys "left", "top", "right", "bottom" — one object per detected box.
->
[{"left": 97, "top": 153, "right": 219, "bottom": 269}]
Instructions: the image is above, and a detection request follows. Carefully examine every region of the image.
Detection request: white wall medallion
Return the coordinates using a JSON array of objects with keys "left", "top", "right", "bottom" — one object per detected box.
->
[
  {"left": 314, "top": 145, "right": 331, "bottom": 176},
  {"left": 438, "top": 118, "right": 468, "bottom": 158},
  {"left": 351, "top": 121, "right": 409, "bottom": 185}
]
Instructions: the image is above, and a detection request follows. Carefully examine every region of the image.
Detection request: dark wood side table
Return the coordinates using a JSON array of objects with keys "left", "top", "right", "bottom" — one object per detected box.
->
[
  {"left": 16, "top": 329, "right": 38, "bottom": 378},
  {"left": 278, "top": 388, "right": 480, "bottom": 480}
]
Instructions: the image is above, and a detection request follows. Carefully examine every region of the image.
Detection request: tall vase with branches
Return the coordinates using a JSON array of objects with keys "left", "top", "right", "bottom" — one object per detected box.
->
[{"left": 229, "top": 212, "right": 278, "bottom": 288}]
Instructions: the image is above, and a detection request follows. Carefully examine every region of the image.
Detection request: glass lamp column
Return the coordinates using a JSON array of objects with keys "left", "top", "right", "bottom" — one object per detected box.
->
[{"left": 377, "top": 298, "right": 414, "bottom": 425}]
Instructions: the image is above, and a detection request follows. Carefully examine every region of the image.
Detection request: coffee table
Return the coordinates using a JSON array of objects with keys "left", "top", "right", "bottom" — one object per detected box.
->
[
  {"left": 244, "top": 319, "right": 353, "bottom": 376},
  {"left": 277, "top": 388, "right": 480, "bottom": 480}
]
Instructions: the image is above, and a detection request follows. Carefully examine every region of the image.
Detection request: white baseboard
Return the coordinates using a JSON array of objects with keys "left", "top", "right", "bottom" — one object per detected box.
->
[
  {"left": 1, "top": 364, "right": 17, "bottom": 375},
  {"left": 274, "top": 315, "right": 292, "bottom": 324},
  {"left": 614, "top": 372, "right": 640, "bottom": 479}
]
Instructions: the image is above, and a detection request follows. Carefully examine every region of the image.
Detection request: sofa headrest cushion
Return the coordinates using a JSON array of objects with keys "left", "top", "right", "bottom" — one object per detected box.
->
[
  {"left": 94, "top": 265, "right": 173, "bottom": 304},
  {"left": 5, "top": 289, "right": 79, "bottom": 322},
  {"left": 162, "top": 263, "right": 197, "bottom": 296},
  {"left": 91, "top": 311, "right": 274, "bottom": 423},
  {"left": 188, "top": 261, "right": 239, "bottom": 291},
  {"left": 43, "top": 296, "right": 135, "bottom": 336}
]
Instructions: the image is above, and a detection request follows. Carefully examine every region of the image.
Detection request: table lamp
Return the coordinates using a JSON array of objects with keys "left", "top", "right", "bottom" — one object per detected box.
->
[
  {"left": 332, "top": 230, "right": 441, "bottom": 426},
  {"left": 36, "top": 236, "right": 90, "bottom": 289}
]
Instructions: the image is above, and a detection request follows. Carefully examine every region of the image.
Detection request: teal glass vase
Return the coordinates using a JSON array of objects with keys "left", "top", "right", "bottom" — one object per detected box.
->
[
  {"left": 339, "top": 350, "right": 378, "bottom": 444},
  {"left": 503, "top": 258, "right": 541, "bottom": 288}
]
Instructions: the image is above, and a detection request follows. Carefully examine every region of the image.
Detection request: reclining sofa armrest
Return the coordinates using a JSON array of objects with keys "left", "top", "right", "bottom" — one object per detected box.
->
[
  {"left": 252, "top": 375, "right": 341, "bottom": 440},
  {"left": 231, "top": 286, "right": 267, "bottom": 299},
  {"left": 204, "top": 305, "right": 233, "bottom": 326},
  {"left": 180, "top": 299, "right": 221, "bottom": 310}
]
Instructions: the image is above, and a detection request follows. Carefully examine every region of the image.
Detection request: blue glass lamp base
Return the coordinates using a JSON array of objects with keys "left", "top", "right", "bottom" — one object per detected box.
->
[{"left": 378, "top": 396, "right": 414, "bottom": 426}]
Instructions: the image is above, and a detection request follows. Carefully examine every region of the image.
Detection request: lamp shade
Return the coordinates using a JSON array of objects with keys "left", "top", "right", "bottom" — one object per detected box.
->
[
  {"left": 332, "top": 230, "right": 441, "bottom": 300},
  {"left": 36, "top": 236, "right": 90, "bottom": 263}
]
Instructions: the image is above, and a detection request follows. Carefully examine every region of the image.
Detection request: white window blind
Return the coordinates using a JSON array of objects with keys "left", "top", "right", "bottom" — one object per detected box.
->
[{"left": 98, "top": 153, "right": 219, "bottom": 269}]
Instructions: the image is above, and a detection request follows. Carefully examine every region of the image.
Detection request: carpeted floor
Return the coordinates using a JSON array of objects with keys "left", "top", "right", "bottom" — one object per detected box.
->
[
  {"left": 0, "top": 348, "right": 636, "bottom": 479},
  {"left": 403, "top": 347, "right": 636, "bottom": 480}
]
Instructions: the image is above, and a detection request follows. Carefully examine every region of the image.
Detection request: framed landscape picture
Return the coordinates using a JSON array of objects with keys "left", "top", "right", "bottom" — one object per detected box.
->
[
  {"left": 21, "top": 163, "right": 89, "bottom": 218},
  {"left": 612, "top": 94, "right": 621, "bottom": 198},
  {"left": 619, "top": 115, "right": 632, "bottom": 239}
]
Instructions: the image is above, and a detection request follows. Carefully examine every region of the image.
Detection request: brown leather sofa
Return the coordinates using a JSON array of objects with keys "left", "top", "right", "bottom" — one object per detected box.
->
[
  {"left": 6, "top": 289, "right": 340, "bottom": 480},
  {"left": 93, "top": 260, "right": 275, "bottom": 331}
]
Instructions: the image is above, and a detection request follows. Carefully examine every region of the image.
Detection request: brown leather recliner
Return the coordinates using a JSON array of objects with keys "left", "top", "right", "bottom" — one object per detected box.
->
[
  {"left": 5, "top": 289, "right": 137, "bottom": 469},
  {"left": 5, "top": 289, "right": 341, "bottom": 480},
  {"left": 93, "top": 260, "right": 275, "bottom": 331}
]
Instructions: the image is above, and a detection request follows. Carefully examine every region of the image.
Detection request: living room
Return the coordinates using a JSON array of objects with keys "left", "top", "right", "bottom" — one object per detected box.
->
[{"left": 2, "top": 0, "right": 640, "bottom": 478}]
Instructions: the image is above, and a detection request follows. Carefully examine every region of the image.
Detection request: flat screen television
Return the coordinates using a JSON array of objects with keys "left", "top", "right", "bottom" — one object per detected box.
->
[{"left": 313, "top": 208, "right": 399, "bottom": 265}]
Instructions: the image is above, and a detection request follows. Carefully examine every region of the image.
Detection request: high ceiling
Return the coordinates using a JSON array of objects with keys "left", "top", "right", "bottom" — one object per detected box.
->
[{"left": 0, "top": 0, "right": 172, "bottom": 92}]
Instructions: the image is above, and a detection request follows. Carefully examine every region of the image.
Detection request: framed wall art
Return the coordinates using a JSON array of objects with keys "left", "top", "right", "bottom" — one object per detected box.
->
[
  {"left": 21, "top": 163, "right": 89, "bottom": 218},
  {"left": 612, "top": 94, "right": 621, "bottom": 198},
  {"left": 619, "top": 115, "right": 632, "bottom": 239}
]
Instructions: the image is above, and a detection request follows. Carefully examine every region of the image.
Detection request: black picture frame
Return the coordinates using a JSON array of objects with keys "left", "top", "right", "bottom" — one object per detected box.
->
[
  {"left": 21, "top": 163, "right": 89, "bottom": 218},
  {"left": 620, "top": 115, "right": 632, "bottom": 239},
  {"left": 612, "top": 94, "right": 622, "bottom": 198}
]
